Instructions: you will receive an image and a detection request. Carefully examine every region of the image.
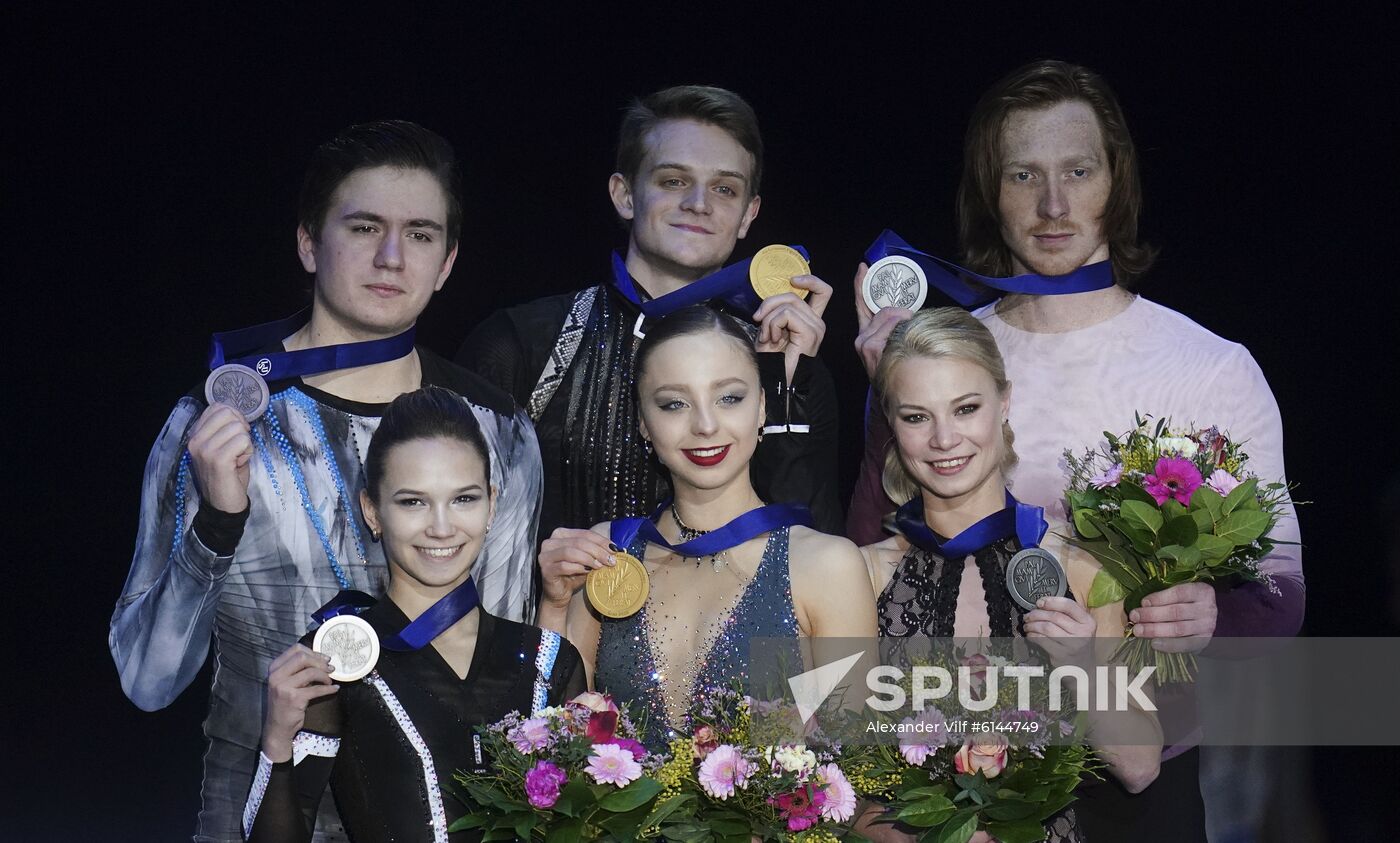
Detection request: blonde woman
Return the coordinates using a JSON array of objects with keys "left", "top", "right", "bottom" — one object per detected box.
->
[{"left": 856, "top": 308, "right": 1161, "bottom": 843}]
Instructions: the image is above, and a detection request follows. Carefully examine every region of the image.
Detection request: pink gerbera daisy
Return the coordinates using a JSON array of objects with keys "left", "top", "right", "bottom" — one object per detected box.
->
[{"left": 1142, "top": 457, "right": 1202, "bottom": 506}]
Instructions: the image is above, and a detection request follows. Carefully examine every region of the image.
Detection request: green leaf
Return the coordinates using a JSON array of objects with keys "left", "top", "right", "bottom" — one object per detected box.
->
[
  {"left": 1160, "top": 499, "right": 1188, "bottom": 523},
  {"left": 660, "top": 822, "right": 713, "bottom": 843},
  {"left": 598, "top": 777, "right": 664, "bottom": 812},
  {"left": 1160, "top": 514, "right": 1199, "bottom": 548},
  {"left": 1072, "top": 508, "right": 1102, "bottom": 538},
  {"left": 936, "top": 808, "right": 980, "bottom": 843},
  {"left": 1157, "top": 544, "right": 1202, "bottom": 569},
  {"left": 448, "top": 814, "right": 486, "bottom": 832},
  {"left": 1068, "top": 540, "right": 1144, "bottom": 588},
  {"left": 551, "top": 780, "right": 592, "bottom": 818},
  {"left": 1067, "top": 489, "right": 1103, "bottom": 512},
  {"left": 514, "top": 813, "right": 537, "bottom": 842},
  {"left": 546, "top": 818, "right": 584, "bottom": 843},
  {"left": 1220, "top": 477, "right": 1259, "bottom": 517},
  {"left": 705, "top": 817, "right": 750, "bottom": 836},
  {"left": 983, "top": 799, "right": 1039, "bottom": 821},
  {"left": 1214, "top": 510, "right": 1272, "bottom": 547},
  {"left": 1123, "top": 525, "right": 1158, "bottom": 556},
  {"left": 894, "top": 798, "right": 956, "bottom": 827},
  {"left": 1191, "top": 486, "right": 1224, "bottom": 518},
  {"left": 1086, "top": 569, "right": 1127, "bottom": 608},
  {"left": 1117, "top": 481, "right": 1158, "bottom": 506},
  {"left": 640, "top": 793, "right": 695, "bottom": 829},
  {"left": 1195, "top": 533, "right": 1234, "bottom": 566},
  {"left": 482, "top": 827, "right": 521, "bottom": 842},
  {"left": 985, "top": 817, "right": 1054, "bottom": 843},
  {"left": 1190, "top": 508, "right": 1215, "bottom": 533},
  {"left": 901, "top": 786, "right": 953, "bottom": 801},
  {"left": 1119, "top": 500, "right": 1163, "bottom": 534}
]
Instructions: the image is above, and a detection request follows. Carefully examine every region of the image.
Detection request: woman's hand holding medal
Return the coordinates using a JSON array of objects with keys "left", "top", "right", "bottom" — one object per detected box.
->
[
  {"left": 538, "top": 528, "right": 619, "bottom": 609},
  {"left": 187, "top": 403, "right": 254, "bottom": 514},
  {"left": 262, "top": 643, "right": 339, "bottom": 762},
  {"left": 1024, "top": 596, "right": 1097, "bottom": 667}
]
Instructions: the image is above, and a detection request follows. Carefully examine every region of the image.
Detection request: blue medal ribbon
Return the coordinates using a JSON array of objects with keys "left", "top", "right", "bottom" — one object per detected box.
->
[
  {"left": 610, "top": 247, "right": 810, "bottom": 319},
  {"left": 310, "top": 577, "right": 481, "bottom": 652},
  {"left": 895, "top": 490, "right": 1047, "bottom": 558},
  {"left": 609, "top": 500, "right": 814, "bottom": 556},
  {"left": 208, "top": 308, "right": 416, "bottom": 380},
  {"left": 864, "top": 229, "right": 1114, "bottom": 308}
]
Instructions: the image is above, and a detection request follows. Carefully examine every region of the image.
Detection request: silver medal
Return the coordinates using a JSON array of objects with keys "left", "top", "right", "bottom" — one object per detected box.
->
[
  {"left": 312, "top": 614, "right": 381, "bottom": 682},
  {"left": 862, "top": 255, "right": 928, "bottom": 313},
  {"left": 1005, "top": 547, "right": 1068, "bottom": 611},
  {"left": 204, "top": 363, "right": 270, "bottom": 421}
]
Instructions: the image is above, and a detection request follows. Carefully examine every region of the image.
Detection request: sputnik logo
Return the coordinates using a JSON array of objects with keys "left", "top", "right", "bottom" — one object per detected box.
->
[{"left": 788, "top": 651, "right": 865, "bottom": 723}]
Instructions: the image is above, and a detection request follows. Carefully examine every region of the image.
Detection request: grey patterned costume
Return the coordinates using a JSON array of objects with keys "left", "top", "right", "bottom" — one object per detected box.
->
[{"left": 110, "top": 349, "right": 542, "bottom": 842}]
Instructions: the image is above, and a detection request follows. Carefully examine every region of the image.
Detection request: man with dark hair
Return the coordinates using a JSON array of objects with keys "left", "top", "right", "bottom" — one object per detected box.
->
[
  {"left": 458, "top": 84, "right": 843, "bottom": 595},
  {"left": 848, "top": 61, "right": 1303, "bottom": 840},
  {"left": 111, "top": 120, "right": 542, "bottom": 842}
]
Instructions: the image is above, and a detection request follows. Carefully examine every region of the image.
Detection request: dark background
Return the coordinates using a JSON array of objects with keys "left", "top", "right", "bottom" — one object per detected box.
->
[{"left": 10, "top": 4, "right": 1398, "bottom": 840}]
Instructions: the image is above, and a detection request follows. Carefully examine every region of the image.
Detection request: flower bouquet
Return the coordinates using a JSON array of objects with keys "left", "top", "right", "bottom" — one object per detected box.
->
[
  {"left": 649, "top": 685, "right": 860, "bottom": 842},
  {"left": 1063, "top": 414, "right": 1291, "bottom": 681},
  {"left": 845, "top": 650, "right": 1096, "bottom": 843},
  {"left": 451, "top": 691, "right": 679, "bottom": 842}
]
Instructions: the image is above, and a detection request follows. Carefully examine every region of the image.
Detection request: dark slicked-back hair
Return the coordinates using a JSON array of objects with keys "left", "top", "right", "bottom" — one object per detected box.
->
[
  {"left": 634, "top": 305, "right": 758, "bottom": 388},
  {"left": 957, "top": 60, "right": 1156, "bottom": 288},
  {"left": 299, "top": 120, "right": 463, "bottom": 251},
  {"left": 364, "top": 386, "right": 490, "bottom": 502},
  {"left": 616, "top": 85, "right": 764, "bottom": 197}
]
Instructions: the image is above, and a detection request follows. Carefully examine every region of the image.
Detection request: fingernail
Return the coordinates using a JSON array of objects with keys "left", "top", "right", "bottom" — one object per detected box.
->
[
  {"left": 1129, "top": 610, "right": 1140, "bottom": 622},
  {"left": 606, "top": 554, "right": 617, "bottom": 566},
  {"left": 608, "top": 542, "right": 621, "bottom": 553}
]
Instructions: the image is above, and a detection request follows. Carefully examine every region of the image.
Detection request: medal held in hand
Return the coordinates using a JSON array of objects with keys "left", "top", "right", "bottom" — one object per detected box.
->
[
  {"left": 749, "top": 245, "right": 811, "bottom": 300},
  {"left": 862, "top": 255, "right": 928, "bottom": 313},
  {"left": 204, "top": 363, "right": 270, "bottom": 421},
  {"left": 313, "top": 613, "right": 381, "bottom": 682},
  {"left": 1004, "top": 547, "right": 1068, "bottom": 611},
  {"left": 586, "top": 552, "right": 650, "bottom": 619}
]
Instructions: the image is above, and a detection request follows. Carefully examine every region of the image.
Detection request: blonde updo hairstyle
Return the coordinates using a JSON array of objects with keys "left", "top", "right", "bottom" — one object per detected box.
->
[{"left": 874, "top": 307, "right": 1017, "bottom": 505}]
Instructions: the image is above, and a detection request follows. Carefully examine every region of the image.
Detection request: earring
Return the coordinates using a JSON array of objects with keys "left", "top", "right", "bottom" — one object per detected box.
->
[
  {"left": 757, "top": 426, "right": 765, "bottom": 443},
  {"left": 642, "top": 438, "right": 654, "bottom": 456},
  {"left": 369, "top": 528, "right": 380, "bottom": 543}
]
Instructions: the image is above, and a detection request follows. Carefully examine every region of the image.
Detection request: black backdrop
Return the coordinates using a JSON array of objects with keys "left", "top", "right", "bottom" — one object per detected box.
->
[{"left": 10, "top": 4, "right": 1398, "bottom": 840}]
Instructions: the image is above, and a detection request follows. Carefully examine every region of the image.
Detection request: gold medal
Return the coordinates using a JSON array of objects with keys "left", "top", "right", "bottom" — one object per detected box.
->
[
  {"left": 585, "top": 552, "right": 650, "bottom": 619},
  {"left": 749, "top": 245, "right": 811, "bottom": 300}
]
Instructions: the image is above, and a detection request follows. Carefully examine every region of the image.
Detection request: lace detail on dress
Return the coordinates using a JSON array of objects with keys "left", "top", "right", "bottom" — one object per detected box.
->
[{"left": 875, "top": 535, "right": 1084, "bottom": 843}]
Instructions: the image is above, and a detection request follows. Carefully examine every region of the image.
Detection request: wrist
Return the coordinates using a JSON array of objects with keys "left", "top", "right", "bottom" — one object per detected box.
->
[{"left": 261, "top": 734, "right": 293, "bottom": 764}]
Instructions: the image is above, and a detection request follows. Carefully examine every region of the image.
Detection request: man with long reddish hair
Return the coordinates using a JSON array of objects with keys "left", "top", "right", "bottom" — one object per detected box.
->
[{"left": 849, "top": 60, "right": 1303, "bottom": 841}]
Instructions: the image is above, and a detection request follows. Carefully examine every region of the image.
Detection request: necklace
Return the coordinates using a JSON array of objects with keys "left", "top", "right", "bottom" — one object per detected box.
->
[{"left": 669, "top": 504, "right": 727, "bottom": 572}]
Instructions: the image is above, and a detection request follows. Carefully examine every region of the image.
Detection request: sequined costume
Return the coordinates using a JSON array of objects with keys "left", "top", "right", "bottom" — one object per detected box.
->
[
  {"left": 110, "top": 349, "right": 543, "bottom": 843},
  {"left": 594, "top": 525, "right": 801, "bottom": 751},
  {"left": 243, "top": 600, "right": 585, "bottom": 842},
  {"left": 457, "top": 278, "right": 843, "bottom": 545}
]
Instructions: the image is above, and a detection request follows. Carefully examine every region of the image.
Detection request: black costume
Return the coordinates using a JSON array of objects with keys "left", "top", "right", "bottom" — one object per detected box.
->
[
  {"left": 877, "top": 536, "right": 1085, "bottom": 843},
  {"left": 243, "top": 601, "right": 585, "bottom": 842},
  {"left": 457, "top": 279, "right": 843, "bottom": 543}
]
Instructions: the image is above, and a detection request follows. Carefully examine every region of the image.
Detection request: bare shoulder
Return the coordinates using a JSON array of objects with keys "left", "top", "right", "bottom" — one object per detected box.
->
[
  {"left": 787, "top": 526, "right": 865, "bottom": 571},
  {"left": 860, "top": 534, "right": 907, "bottom": 568}
]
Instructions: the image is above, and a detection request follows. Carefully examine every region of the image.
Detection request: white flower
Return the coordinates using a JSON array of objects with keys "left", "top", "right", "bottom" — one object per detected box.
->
[
  {"left": 772, "top": 744, "right": 818, "bottom": 777},
  {"left": 1155, "top": 436, "right": 1198, "bottom": 458}
]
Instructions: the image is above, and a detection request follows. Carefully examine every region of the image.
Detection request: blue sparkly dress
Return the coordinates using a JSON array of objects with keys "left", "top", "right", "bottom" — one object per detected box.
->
[{"left": 594, "top": 526, "right": 801, "bottom": 751}]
